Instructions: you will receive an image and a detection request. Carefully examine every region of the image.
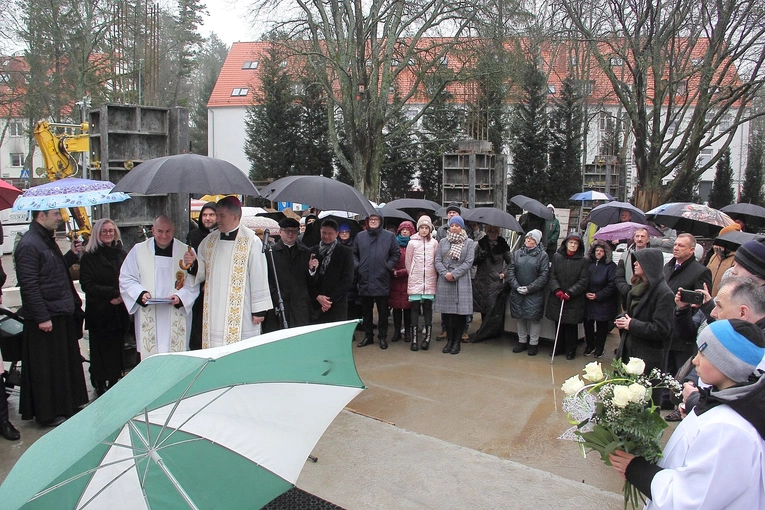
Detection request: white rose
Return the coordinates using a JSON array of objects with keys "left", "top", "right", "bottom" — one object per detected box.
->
[
  {"left": 612, "top": 386, "right": 632, "bottom": 408},
  {"left": 627, "top": 383, "right": 648, "bottom": 403},
  {"left": 625, "top": 358, "right": 646, "bottom": 376},
  {"left": 561, "top": 375, "right": 585, "bottom": 396},
  {"left": 582, "top": 361, "right": 605, "bottom": 383}
]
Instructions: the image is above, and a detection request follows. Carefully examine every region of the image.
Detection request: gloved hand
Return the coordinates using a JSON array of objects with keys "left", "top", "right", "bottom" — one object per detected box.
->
[
  {"left": 517, "top": 286, "right": 528, "bottom": 295},
  {"left": 555, "top": 290, "right": 566, "bottom": 301},
  {"left": 562, "top": 292, "right": 571, "bottom": 301}
]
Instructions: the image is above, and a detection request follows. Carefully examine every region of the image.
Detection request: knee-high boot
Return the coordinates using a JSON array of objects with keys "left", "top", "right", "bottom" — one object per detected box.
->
[
  {"left": 410, "top": 326, "right": 419, "bottom": 351},
  {"left": 420, "top": 326, "right": 432, "bottom": 351}
]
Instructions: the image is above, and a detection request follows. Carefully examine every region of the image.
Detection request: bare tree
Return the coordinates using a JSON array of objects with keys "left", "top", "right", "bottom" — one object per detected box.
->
[
  {"left": 552, "top": 0, "right": 765, "bottom": 209},
  {"left": 249, "top": 0, "right": 486, "bottom": 199}
]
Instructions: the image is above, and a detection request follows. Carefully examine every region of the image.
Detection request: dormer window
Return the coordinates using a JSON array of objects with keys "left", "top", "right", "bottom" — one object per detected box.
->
[
  {"left": 242, "top": 61, "right": 259, "bottom": 69},
  {"left": 231, "top": 88, "right": 249, "bottom": 96}
]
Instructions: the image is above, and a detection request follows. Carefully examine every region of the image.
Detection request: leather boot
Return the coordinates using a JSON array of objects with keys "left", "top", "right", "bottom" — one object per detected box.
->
[
  {"left": 410, "top": 327, "right": 419, "bottom": 352},
  {"left": 442, "top": 335, "right": 453, "bottom": 353},
  {"left": 449, "top": 324, "right": 462, "bottom": 354},
  {"left": 379, "top": 337, "right": 388, "bottom": 350},
  {"left": 420, "top": 326, "right": 432, "bottom": 351},
  {"left": 403, "top": 326, "right": 411, "bottom": 343}
]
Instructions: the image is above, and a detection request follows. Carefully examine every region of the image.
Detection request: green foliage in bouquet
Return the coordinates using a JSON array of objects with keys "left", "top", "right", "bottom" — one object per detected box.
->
[{"left": 560, "top": 357, "right": 682, "bottom": 510}]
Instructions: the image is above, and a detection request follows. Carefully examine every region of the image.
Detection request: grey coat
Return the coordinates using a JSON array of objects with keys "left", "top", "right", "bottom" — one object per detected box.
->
[
  {"left": 434, "top": 236, "right": 475, "bottom": 315},
  {"left": 507, "top": 245, "right": 550, "bottom": 321}
]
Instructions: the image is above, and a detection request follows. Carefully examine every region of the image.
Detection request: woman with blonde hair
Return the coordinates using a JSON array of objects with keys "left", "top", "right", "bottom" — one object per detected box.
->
[{"left": 79, "top": 219, "right": 129, "bottom": 395}]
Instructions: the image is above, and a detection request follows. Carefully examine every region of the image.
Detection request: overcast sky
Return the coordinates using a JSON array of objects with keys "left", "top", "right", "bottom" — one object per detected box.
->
[{"left": 201, "top": 1, "right": 262, "bottom": 47}]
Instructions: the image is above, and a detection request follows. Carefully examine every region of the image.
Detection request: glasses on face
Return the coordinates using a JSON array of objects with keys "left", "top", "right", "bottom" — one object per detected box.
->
[
  {"left": 281, "top": 228, "right": 299, "bottom": 235},
  {"left": 101, "top": 229, "right": 116, "bottom": 235}
]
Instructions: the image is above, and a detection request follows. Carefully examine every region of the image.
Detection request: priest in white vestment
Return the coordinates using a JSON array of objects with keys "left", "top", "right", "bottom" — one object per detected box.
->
[
  {"left": 119, "top": 215, "right": 199, "bottom": 358},
  {"left": 183, "top": 196, "right": 273, "bottom": 348}
]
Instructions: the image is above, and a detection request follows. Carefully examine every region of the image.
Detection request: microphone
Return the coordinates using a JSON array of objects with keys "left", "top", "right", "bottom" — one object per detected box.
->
[{"left": 262, "top": 229, "right": 270, "bottom": 252}]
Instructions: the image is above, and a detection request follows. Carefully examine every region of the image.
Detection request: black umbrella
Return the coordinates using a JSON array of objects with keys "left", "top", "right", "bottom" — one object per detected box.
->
[
  {"left": 385, "top": 198, "right": 441, "bottom": 212},
  {"left": 260, "top": 176, "right": 376, "bottom": 217},
  {"left": 112, "top": 154, "right": 260, "bottom": 195},
  {"left": 373, "top": 206, "right": 414, "bottom": 222},
  {"left": 434, "top": 205, "right": 471, "bottom": 218},
  {"left": 509, "top": 195, "right": 554, "bottom": 220},
  {"left": 588, "top": 201, "right": 646, "bottom": 227},
  {"left": 712, "top": 231, "right": 765, "bottom": 251},
  {"left": 646, "top": 202, "right": 733, "bottom": 237},
  {"left": 720, "top": 203, "right": 765, "bottom": 229},
  {"left": 462, "top": 207, "right": 524, "bottom": 233}
]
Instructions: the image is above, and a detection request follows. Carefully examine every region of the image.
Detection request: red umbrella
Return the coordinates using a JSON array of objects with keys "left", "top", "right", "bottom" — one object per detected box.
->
[{"left": 0, "top": 180, "right": 22, "bottom": 211}]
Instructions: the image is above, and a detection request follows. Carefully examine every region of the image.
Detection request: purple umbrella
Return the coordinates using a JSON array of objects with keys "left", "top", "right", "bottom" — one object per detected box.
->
[{"left": 593, "top": 222, "right": 662, "bottom": 242}]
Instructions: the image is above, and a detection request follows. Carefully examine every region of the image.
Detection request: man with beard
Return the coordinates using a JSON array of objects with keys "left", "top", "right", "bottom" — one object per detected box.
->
[{"left": 185, "top": 202, "right": 216, "bottom": 350}]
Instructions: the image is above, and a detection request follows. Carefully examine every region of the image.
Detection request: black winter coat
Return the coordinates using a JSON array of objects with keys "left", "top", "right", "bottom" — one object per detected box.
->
[
  {"left": 266, "top": 240, "right": 313, "bottom": 327},
  {"left": 584, "top": 241, "right": 618, "bottom": 322},
  {"left": 545, "top": 234, "right": 589, "bottom": 324},
  {"left": 14, "top": 221, "right": 81, "bottom": 324},
  {"left": 663, "top": 256, "right": 712, "bottom": 352},
  {"left": 353, "top": 227, "right": 400, "bottom": 296},
  {"left": 507, "top": 244, "right": 549, "bottom": 321},
  {"left": 79, "top": 244, "right": 130, "bottom": 331},
  {"left": 309, "top": 242, "right": 355, "bottom": 322},
  {"left": 618, "top": 248, "right": 675, "bottom": 372},
  {"left": 473, "top": 236, "right": 512, "bottom": 314}
]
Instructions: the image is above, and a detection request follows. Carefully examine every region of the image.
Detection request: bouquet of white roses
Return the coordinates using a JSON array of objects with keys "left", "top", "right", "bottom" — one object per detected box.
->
[{"left": 559, "top": 357, "right": 682, "bottom": 510}]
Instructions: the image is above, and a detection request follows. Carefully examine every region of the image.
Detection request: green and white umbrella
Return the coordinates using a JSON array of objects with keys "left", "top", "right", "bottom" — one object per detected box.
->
[{"left": 0, "top": 321, "right": 364, "bottom": 509}]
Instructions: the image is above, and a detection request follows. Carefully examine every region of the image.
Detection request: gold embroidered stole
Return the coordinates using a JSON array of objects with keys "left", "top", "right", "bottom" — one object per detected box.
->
[
  {"left": 136, "top": 240, "right": 188, "bottom": 355},
  {"left": 202, "top": 229, "right": 252, "bottom": 347}
]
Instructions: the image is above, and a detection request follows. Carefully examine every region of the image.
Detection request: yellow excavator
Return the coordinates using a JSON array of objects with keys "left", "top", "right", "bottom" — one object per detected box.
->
[{"left": 33, "top": 120, "right": 93, "bottom": 241}]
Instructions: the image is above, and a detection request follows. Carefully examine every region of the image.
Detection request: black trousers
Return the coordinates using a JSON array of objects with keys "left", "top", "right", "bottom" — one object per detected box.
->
[
  {"left": 584, "top": 319, "right": 608, "bottom": 354},
  {"left": 410, "top": 299, "right": 433, "bottom": 328},
  {"left": 361, "top": 295, "right": 389, "bottom": 340}
]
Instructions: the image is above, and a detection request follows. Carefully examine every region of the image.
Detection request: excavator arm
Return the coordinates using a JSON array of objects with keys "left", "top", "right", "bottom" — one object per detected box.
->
[{"left": 33, "top": 121, "right": 92, "bottom": 240}]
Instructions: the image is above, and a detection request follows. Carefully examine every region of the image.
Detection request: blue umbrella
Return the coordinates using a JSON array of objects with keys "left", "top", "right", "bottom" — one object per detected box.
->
[
  {"left": 569, "top": 191, "right": 614, "bottom": 202},
  {"left": 12, "top": 178, "right": 130, "bottom": 211}
]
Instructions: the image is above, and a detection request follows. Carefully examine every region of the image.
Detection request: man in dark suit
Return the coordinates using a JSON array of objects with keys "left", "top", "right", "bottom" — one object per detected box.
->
[
  {"left": 264, "top": 218, "right": 313, "bottom": 331},
  {"left": 308, "top": 219, "right": 355, "bottom": 323},
  {"left": 663, "top": 232, "right": 713, "bottom": 373}
]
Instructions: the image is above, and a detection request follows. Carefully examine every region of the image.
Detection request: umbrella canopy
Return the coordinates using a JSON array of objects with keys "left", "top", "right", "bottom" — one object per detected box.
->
[
  {"left": 588, "top": 201, "right": 646, "bottom": 227},
  {"left": 384, "top": 198, "right": 441, "bottom": 213},
  {"left": 0, "top": 321, "right": 364, "bottom": 510},
  {"left": 0, "top": 180, "right": 22, "bottom": 211},
  {"left": 720, "top": 203, "right": 765, "bottom": 228},
  {"left": 372, "top": 206, "right": 414, "bottom": 222},
  {"left": 260, "top": 176, "right": 376, "bottom": 217},
  {"left": 646, "top": 202, "right": 734, "bottom": 237},
  {"left": 509, "top": 195, "right": 554, "bottom": 220},
  {"left": 111, "top": 154, "right": 260, "bottom": 196},
  {"left": 462, "top": 207, "right": 524, "bottom": 233},
  {"left": 569, "top": 191, "right": 614, "bottom": 202},
  {"left": 712, "top": 231, "right": 765, "bottom": 252},
  {"left": 593, "top": 221, "right": 663, "bottom": 242},
  {"left": 241, "top": 215, "right": 280, "bottom": 232},
  {"left": 12, "top": 178, "right": 130, "bottom": 211},
  {"left": 434, "top": 205, "right": 471, "bottom": 218}
]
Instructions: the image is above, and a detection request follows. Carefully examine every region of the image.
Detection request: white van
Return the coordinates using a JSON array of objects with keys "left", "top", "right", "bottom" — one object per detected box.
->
[{"left": 0, "top": 209, "right": 31, "bottom": 255}]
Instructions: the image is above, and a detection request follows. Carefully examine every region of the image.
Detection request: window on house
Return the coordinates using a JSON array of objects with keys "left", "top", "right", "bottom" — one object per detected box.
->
[
  {"left": 577, "top": 80, "right": 595, "bottom": 95},
  {"left": 440, "top": 56, "right": 448, "bottom": 66},
  {"left": 280, "top": 61, "right": 287, "bottom": 68},
  {"left": 569, "top": 56, "right": 578, "bottom": 67},
  {"left": 231, "top": 88, "right": 249, "bottom": 96},
  {"left": 388, "top": 85, "right": 396, "bottom": 95},
  {"left": 10, "top": 153, "right": 23, "bottom": 167},
  {"left": 391, "top": 59, "right": 400, "bottom": 67},
  {"left": 291, "top": 83, "right": 305, "bottom": 95},
  {"left": 9, "top": 121, "right": 23, "bottom": 136},
  {"left": 610, "top": 57, "right": 623, "bottom": 66},
  {"left": 547, "top": 84, "right": 556, "bottom": 94},
  {"left": 241, "top": 61, "right": 259, "bottom": 69},
  {"left": 676, "top": 80, "right": 687, "bottom": 96},
  {"left": 0, "top": 72, "right": 9, "bottom": 83},
  {"left": 691, "top": 58, "right": 703, "bottom": 67},
  {"left": 720, "top": 116, "right": 731, "bottom": 131},
  {"left": 599, "top": 112, "right": 614, "bottom": 131}
]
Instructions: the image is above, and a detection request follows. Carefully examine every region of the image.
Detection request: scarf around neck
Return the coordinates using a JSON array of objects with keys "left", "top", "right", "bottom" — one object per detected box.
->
[
  {"left": 446, "top": 230, "right": 467, "bottom": 260},
  {"left": 318, "top": 239, "right": 337, "bottom": 275},
  {"left": 397, "top": 234, "right": 410, "bottom": 247}
]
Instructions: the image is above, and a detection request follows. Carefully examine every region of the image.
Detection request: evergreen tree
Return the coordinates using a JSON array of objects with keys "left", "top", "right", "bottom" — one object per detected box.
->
[
  {"left": 380, "top": 96, "right": 417, "bottom": 202},
  {"left": 740, "top": 135, "right": 765, "bottom": 206},
  {"left": 243, "top": 40, "right": 300, "bottom": 181},
  {"left": 170, "top": 0, "right": 207, "bottom": 106},
  {"left": 189, "top": 34, "right": 228, "bottom": 155},
  {"left": 509, "top": 58, "right": 548, "bottom": 210},
  {"left": 546, "top": 76, "right": 583, "bottom": 206},
  {"left": 294, "top": 74, "right": 334, "bottom": 177},
  {"left": 707, "top": 148, "right": 735, "bottom": 209},
  {"left": 417, "top": 76, "right": 462, "bottom": 203}
]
